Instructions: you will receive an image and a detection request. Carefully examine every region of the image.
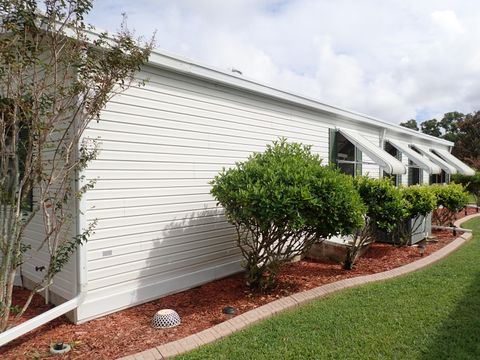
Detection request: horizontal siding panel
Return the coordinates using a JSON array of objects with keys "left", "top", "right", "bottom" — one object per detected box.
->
[
  {"left": 88, "top": 149, "right": 243, "bottom": 164},
  {"left": 90, "top": 206, "right": 221, "bottom": 229},
  {"left": 88, "top": 227, "right": 235, "bottom": 260},
  {"left": 86, "top": 186, "right": 211, "bottom": 200},
  {"left": 94, "top": 140, "right": 256, "bottom": 159},
  {"left": 83, "top": 256, "right": 241, "bottom": 307},
  {"left": 86, "top": 193, "right": 213, "bottom": 210},
  {"left": 88, "top": 233, "right": 235, "bottom": 272},
  {"left": 86, "top": 159, "right": 233, "bottom": 172},
  {"left": 87, "top": 199, "right": 217, "bottom": 220},
  {"left": 90, "top": 215, "right": 227, "bottom": 242},
  {"left": 87, "top": 122, "right": 326, "bottom": 159},
  {"left": 111, "top": 87, "right": 332, "bottom": 138},
  {"left": 87, "top": 178, "right": 212, "bottom": 190},
  {"left": 140, "top": 68, "right": 337, "bottom": 128},
  {"left": 88, "top": 246, "right": 240, "bottom": 290},
  {"left": 87, "top": 221, "right": 233, "bottom": 251},
  {"left": 87, "top": 169, "right": 220, "bottom": 181}
]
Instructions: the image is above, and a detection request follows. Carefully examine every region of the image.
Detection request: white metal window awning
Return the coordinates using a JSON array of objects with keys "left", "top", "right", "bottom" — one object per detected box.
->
[
  {"left": 386, "top": 139, "right": 441, "bottom": 174},
  {"left": 337, "top": 128, "right": 406, "bottom": 175},
  {"left": 411, "top": 144, "right": 457, "bottom": 174},
  {"left": 430, "top": 148, "right": 475, "bottom": 176}
]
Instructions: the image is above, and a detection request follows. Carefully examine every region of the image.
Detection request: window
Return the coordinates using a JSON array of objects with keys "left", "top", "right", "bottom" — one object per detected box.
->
[
  {"left": 329, "top": 129, "right": 362, "bottom": 177},
  {"left": 407, "top": 146, "right": 424, "bottom": 186},
  {"left": 430, "top": 170, "right": 449, "bottom": 184},
  {"left": 384, "top": 142, "right": 402, "bottom": 186},
  {"left": 408, "top": 161, "right": 422, "bottom": 185}
]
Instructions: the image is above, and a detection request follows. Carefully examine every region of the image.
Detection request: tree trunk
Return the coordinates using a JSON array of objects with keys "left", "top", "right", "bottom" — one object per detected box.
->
[{"left": 0, "top": 269, "right": 17, "bottom": 332}]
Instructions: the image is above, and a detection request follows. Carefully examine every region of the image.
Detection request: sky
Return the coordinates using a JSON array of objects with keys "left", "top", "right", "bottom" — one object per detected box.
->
[{"left": 87, "top": 0, "right": 480, "bottom": 125}]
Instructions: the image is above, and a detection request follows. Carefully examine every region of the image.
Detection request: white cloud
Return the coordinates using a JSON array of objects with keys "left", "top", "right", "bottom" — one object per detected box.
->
[
  {"left": 431, "top": 10, "right": 465, "bottom": 35},
  {"left": 87, "top": 0, "right": 480, "bottom": 124}
]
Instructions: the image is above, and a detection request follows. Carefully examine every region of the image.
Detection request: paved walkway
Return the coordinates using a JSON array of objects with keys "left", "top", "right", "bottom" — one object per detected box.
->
[{"left": 118, "top": 213, "right": 479, "bottom": 360}]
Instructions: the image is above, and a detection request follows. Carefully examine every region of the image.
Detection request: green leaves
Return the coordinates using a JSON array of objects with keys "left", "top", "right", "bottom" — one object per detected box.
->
[
  {"left": 399, "top": 185, "right": 437, "bottom": 220},
  {"left": 353, "top": 176, "right": 405, "bottom": 233},
  {"left": 210, "top": 139, "right": 365, "bottom": 290},
  {"left": 431, "top": 183, "right": 469, "bottom": 212},
  {"left": 0, "top": 0, "right": 154, "bottom": 331},
  {"left": 452, "top": 172, "right": 480, "bottom": 206},
  {"left": 431, "top": 183, "right": 469, "bottom": 226}
]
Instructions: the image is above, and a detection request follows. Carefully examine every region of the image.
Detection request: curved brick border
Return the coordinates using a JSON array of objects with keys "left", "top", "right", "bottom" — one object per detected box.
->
[{"left": 118, "top": 214, "right": 479, "bottom": 360}]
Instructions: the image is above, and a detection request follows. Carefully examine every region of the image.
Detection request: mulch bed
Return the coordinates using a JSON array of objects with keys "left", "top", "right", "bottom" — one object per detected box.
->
[{"left": 1, "top": 208, "right": 477, "bottom": 359}]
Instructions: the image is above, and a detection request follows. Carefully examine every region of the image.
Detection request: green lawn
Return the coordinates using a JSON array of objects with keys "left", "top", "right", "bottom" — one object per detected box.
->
[
  {"left": 177, "top": 218, "right": 480, "bottom": 360},
  {"left": 468, "top": 193, "right": 477, "bottom": 204}
]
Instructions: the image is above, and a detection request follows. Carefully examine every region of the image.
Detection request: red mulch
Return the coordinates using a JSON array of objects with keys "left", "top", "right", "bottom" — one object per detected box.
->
[{"left": 1, "top": 208, "right": 477, "bottom": 359}]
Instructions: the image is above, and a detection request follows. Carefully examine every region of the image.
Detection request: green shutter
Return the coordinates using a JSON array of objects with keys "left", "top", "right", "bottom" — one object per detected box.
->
[
  {"left": 396, "top": 152, "right": 402, "bottom": 186},
  {"left": 355, "top": 148, "right": 362, "bottom": 176},
  {"left": 328, "top": 128, "right": 337, "bottom": 166}
]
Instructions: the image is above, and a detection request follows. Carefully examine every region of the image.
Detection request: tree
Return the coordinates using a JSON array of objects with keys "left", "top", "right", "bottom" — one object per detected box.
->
[
  {"left": 420, "top": 118, "right": 442, "bottom": 137},
  {"left": 210, "top": 139, "right": 365, "bottom": 292},
  {"left": 400, "top": 119, "right": 419, "bottom": 131},
  {"left": 453, "top": 111, "right": 480, "bottom": 168},
  {"left": 452, "top": 172, "right": 480, "bottom": 208},
  {"left": 0, "top": 0, "right": 154, "bottom": 331},
  {"left": 440, "top": 111, "right": 464, "bottom": 143},
  {"left": 402, "top": 110, "right": 479, "bottom": 168}
]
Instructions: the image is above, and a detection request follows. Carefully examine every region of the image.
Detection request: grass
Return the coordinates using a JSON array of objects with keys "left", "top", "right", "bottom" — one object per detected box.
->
[
  {"left": 468, "top": 193, "right": 477, "bottom": 205},
  {"left": 177, "top": 218, "right": 480, "bottom": 360}
]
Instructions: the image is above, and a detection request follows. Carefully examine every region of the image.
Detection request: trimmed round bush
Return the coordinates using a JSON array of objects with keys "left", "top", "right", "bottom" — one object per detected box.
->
[
  {"left": 396, "top": 185, "right": 437, "bottom": 245},
  {"left": 210, "top": 139, "right": 365, "bottom": 291},
  {"left": 353, "top": 176, "right": 405, "bottom": 233},
  {"left": 344, "top": 177, "right": 405, "bottom": 269},
  {"left": 431, "top": 183, "right": 469, "bottom": 225},
  {"left": 400, "top": 185, "right": 437, "bottom": 220}
]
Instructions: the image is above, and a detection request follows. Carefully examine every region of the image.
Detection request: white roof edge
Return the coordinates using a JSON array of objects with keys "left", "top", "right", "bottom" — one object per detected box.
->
[
  {"left": 413, "top": 145, "right": 457, "bottom": 174},
  {"left": 431, "top": 149, "right": 476, "bottom": 176},
  {"left": 148, "top": 49, "right": 453, "bottom": 147},
  {"left": 386, "top": 139, "right": 442, "bottom": 174}
]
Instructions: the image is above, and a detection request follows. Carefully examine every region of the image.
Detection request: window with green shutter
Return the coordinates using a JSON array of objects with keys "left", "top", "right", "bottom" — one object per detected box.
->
[{"left": 329, "top": 128, "right": 362, "bottom": 177}]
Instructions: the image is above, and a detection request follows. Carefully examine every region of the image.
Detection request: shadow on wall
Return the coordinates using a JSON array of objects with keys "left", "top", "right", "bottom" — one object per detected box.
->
[
  {"left": 131, "top": 206, "right": 241, "bottom": 310},
  {"left": 420, "top": 270, "right": 480, "bottom": 359}
]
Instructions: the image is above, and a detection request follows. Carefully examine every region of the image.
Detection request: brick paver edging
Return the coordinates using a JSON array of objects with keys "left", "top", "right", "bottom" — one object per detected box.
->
[{"left": 118, "top": 214, "right": 479, "bottom": 360}]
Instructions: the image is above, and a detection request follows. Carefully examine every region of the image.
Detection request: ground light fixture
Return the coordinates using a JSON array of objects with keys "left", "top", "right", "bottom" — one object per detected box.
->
[
  {"left": 222, "top": 306, "right": 236, "bottom": 319},
  {"left": 50, "top": 341, "right": 71, "bottom": 355},
  {"left": 151, "top": 309, "right": 181, "bottom": 329},
  {"left": 418, "top": 242, "right": 426, "bottom": 257}
]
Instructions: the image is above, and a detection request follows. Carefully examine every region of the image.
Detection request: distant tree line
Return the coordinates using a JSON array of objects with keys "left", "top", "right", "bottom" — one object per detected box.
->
[{"left": 400, "top": 111, "right": 480, "bottom": 169}]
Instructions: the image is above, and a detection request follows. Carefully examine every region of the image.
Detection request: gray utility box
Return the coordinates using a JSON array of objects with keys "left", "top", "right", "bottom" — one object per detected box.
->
[{"left": 377, "top": 213, "right": 432, "bottom": 245}]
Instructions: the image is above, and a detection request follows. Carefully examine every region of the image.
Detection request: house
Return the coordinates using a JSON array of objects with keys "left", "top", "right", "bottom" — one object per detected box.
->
[{"left": 17, "top": 47, "right": 475, "bottom": 326}]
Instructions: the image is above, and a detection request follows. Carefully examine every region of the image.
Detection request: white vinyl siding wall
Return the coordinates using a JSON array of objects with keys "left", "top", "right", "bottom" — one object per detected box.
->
[
  {"left": 74, "top": 63, "right": 452, "bottom": 322},
  {"left": 76, "top": 65, "right": 386, "bottom": 321}
]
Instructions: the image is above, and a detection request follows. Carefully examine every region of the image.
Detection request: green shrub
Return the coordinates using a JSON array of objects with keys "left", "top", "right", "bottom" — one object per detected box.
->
[
  {"left": 452, "top": 172, "right": 480, "bottom": 207},
  {"left": 210, "top": 139, "right": 365, "bottom": 291},
  {"left": 396, "top": 185, "right": 437, "bottom": 245},
  {"left": 344, "top": 177, "right": 405, "bottom": 269},
  {"left": 431, "top": 183, "right": 470, "bottom": 226}
]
